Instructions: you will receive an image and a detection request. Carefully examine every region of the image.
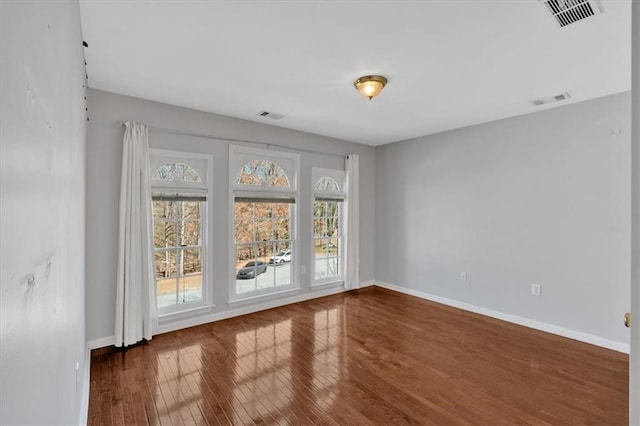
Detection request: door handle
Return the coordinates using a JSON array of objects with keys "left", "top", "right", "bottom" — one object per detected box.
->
[{"left": 625, "top": 313, "right": 631, "bottom": 328}]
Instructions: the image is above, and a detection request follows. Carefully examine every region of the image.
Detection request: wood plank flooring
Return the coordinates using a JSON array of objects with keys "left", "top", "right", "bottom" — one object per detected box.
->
[{"left": 88, "top": 286, "right": 628, "bottom": 425}]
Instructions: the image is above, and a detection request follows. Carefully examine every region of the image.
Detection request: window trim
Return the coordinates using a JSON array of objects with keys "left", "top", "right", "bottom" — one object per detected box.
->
[
  {"left": 311, "top": 168, "right": 346, "bottom": 287},
  {"left": 228, "top": 145, "right": 300, "bottom": 303},
  {"left": 150, "top": 148, "right": 214, "bottom": 318}
]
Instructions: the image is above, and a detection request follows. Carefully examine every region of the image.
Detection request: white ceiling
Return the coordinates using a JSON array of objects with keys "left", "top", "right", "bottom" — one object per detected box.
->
[{"left": 79, "top": 0, "right": 631, "bottom": 146}]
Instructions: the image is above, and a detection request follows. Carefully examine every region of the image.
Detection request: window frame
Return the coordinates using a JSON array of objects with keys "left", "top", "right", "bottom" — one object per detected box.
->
[
  {"left": 311, "top": 168, "right": 346, "bottom": 288},
  {"left": 229, "top": 146, "right": 300, "bottom": 303},
  {"left": 150, "top": 148, "right": 214, "bottom": 318}
]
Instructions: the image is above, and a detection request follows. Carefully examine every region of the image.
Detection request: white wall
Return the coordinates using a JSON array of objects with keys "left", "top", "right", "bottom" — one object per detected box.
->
[
  {"left": 86, "top": 89, "right": 375, "bottom": 344},
  {"left": 630, "top": 1, "right": 639, "bottom": 423},
  {"left": 0, "top": 1, "right": 88, "bottom": 424},
  {"left": 375, "top": 92, "right": 631, "bottom": 349}
]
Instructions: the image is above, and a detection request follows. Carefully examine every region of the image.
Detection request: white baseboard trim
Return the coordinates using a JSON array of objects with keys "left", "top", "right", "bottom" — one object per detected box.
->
[
  {"left": 87, "top": 284, "right": 365, "bottom": 349},
  {"left": 90, "top": 280, "right": 624, "bottom": 354},
  {"left": 78, "top": 347, "right": 91, "bottom": 426},
  {"left": 159, "top": 285, "right": 347, "bottom": 334},
  {"left": 374, "top": 281, "right": 630, "bottom": 354},
  {"left": 87, "top": 335, "right": 115, "bottom": 350}
]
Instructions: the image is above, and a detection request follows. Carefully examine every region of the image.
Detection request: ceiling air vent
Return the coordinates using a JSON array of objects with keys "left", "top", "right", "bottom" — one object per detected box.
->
[
  {"left": 530, "top": 92, "right": 572, "bottom": 107},
  {"left": 540, "top": 0, "right": 602, "bottom": 27},
  {"left": 257, "top": 111, "right": 285, "bottom": 120}
]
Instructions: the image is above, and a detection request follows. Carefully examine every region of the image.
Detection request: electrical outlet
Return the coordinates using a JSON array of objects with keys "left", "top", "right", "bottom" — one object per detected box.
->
[
  {"left": 460, "top": 272, "right": 467, "bottom": 281},
  {"left": 300, "top": 265, "right": 306, "bottom": 275},
  {"left": 531, "top": 283, "right": 542, "bottom": 296}
]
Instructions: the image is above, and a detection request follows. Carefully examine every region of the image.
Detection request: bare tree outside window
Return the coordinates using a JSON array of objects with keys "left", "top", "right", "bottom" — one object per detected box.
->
[
  {"left": 233, "top": 158, "right": 294, "bottom": 295},
  {"left": 235, "top": 159, "right": 290, "bottom": 187},
  {"left": 151, "top": 158, "right": 207, "bottom": 310},
  {"left": 312, "top": 172, "right": 344, "bottom": 283}
]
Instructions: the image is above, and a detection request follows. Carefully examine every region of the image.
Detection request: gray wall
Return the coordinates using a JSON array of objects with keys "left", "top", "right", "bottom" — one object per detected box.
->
[
  {"left": 0, "top": 1, "right": 88, "bottom": 424},
  {"left": 630, "top": 1, "right": 639, "bottom": 423},
  {"left": 375, "top": 92, "right": 631, "bottom": 346},
  {"left": 86, "top": 89, "right": 375, "bottom": 343}
]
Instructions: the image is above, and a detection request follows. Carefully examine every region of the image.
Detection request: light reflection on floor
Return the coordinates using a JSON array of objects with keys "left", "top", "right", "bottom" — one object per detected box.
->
[
  {"left": 150, "top": 306, "right": 344, "bottom": 424},
  {"left": 233, "top": 319, "right": 293, "bottom": 423},
  {"left": 313, "top": 308, "right": 341, "bottom": 411},
  {"left": 153, "top": 343, "right": 206, "bottom": 423},
  {"left": 226, "top": 306, "right": 343, "bottom": 424}
]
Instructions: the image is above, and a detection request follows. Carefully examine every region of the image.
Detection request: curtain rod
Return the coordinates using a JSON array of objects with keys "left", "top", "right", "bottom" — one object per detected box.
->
[{"left": 119, "top": 122, "right": 348, "bottom": 158}]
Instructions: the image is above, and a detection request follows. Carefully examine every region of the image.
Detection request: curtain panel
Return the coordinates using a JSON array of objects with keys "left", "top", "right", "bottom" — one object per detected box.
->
[{"left": 115, "top": 121, "right": 157, "bottom": 347}]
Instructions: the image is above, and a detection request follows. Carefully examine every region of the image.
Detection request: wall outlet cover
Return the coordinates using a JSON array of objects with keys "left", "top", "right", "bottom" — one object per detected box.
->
[{"left": 531, "top": 283, "right": 542, "bottom": 296}]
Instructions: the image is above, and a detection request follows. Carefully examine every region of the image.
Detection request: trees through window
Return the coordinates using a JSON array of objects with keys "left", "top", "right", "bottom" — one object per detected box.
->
[
  {"left": 234, "top": 201, "right": 292, "bottom": 294},
  {"left": 235, "top": 159, "right": 290, "bottom": 187},
  {"left": 312, "top": 169, "right": 345, "bottom": 284},
  {"left": 153, "top": 198, "right": 204, "bottom": 308},
  {"left": 231, "top": 147, "right": 299, "bottom": 300},
  {"left": 150, "top": 146, "right": 347, "bottom": 310},
  {"left": 150, "top": 151, "right": 211, "bottom": 314}
]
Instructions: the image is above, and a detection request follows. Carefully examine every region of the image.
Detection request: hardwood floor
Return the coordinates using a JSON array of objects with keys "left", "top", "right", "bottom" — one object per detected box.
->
[{"left": 88, "top": 287, "right": 628, "bottom": 425}]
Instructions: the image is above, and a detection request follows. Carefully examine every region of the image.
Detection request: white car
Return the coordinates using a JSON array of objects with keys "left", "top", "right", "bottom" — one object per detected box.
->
[{"left": 269, "top": 250, "right": 291, "bottom": 264}]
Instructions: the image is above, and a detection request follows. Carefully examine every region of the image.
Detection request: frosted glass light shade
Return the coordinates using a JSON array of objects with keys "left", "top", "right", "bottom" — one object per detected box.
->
[{"left": 354, "top": 75, "right": 388, "bottom": 100}]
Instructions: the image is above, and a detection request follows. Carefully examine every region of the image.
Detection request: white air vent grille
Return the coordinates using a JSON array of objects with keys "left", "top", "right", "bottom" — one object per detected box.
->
[
  {"left": 257, "top": 111, "right": 285, "bottom": 120},
  {"left": 540, "top": 0, "right": 602, "bottom": 27},
  {"left": 530, "top": 92, "right": 572, "bottom": 107}
]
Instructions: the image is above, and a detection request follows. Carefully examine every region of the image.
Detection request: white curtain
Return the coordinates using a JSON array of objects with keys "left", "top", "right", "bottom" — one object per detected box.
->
[
  {"left": 115, "top": 121, "right": 157, "bottom": 347},
  {"left": 345, "top": 154, "right": 360, "bottom": 290}
]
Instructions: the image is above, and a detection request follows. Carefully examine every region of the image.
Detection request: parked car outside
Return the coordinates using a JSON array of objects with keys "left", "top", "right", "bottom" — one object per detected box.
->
[
  {"left": 269, "top": 250, "right": 291, "bottom": 265},
  {"left": 236, "top": 260, "right": 267, "bottom": 279}
]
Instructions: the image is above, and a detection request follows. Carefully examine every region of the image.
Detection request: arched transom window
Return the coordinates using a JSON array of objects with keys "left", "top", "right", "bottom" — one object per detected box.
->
[
  {"left": 153, "top": 162, "right": 202, "bottom": 182},
  {"left": 315, "top": 176, "right": 340, "bottom": 192},
  {"left": 235, "top": 159, "right": 290, "bottom": 187}
]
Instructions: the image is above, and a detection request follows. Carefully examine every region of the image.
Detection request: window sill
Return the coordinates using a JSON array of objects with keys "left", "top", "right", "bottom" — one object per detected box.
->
[
  {"left": 159, "top": 304, "right": 215, "bottom": 323},
  {"left": 228, "top": 287, "right": 301, "bottom": 307},
  {"left": 310, "top": 279, "right": 344, "bottom": 289}
]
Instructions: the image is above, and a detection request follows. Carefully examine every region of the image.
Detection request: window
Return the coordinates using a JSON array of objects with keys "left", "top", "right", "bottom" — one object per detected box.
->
[
  {"left": 153, "top": 162, "right": 202, "bottom": 182},
  {"left": 312, "top": 168, "right": 345, "bottom": 285},
  {"left": 230, "top": 147, "right": 299, "bottom": 301},
  {"left": 151, "top": 150, "right": 212, "bottom": 315},
  {"left": 153, "top": 196, "right": 204, "bottom": 309},
  {"left": 235, "top": 159, "right": 290, "bottom": 187},
  {"left": 234, "top": 201, "right": 292, "bottom": 294}
]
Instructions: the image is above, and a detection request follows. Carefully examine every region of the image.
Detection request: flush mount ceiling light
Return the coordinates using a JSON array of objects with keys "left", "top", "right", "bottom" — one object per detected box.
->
[{"left": 354, "top": 75, "right": 388, "bottom": 100}]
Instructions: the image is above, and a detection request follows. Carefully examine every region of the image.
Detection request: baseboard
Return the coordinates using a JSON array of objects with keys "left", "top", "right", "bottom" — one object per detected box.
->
[
  {"left": 89, "top": 280, "right": 623, "bottom": 355},
  {"left": 374, "top": 281, "right": 630, "bottom": 354},
  {"left": 87, "top": 283, "right": 367, "bottom": 349},
  {"left": 78, "top": 347, "right": 91, "bottom": 425},
  {"left": 158, "top": 285, "right": 348, "bottom": 334},
  {"left": 87, "top": 335, "right": 115, "bottom": 350}
]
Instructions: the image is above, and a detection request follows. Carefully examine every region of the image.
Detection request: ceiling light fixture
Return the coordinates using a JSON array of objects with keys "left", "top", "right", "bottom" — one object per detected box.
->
[{"left": 354, "top": 75, "right": 388, "bottom": 100}]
